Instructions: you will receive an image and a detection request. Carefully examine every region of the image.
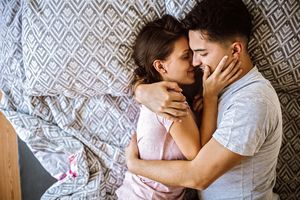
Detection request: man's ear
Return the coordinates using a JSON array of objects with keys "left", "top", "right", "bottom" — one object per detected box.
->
[
  {"left": 231, "top": 42, "right": 242, "bottom": 58},
  {"left": 153, "top": 60, "right": 167, "bottom": 74}
]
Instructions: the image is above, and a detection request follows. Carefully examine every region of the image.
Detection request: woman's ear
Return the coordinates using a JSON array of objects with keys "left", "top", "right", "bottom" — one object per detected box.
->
[
  {"left": 231, "top": 42, "right": 242, "bottom": 58},
  {"left": 153, "top": 60, "right": 167, "bottom": 74}
]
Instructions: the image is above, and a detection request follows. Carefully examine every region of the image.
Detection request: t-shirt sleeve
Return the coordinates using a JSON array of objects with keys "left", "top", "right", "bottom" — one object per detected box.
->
[
  {"left": 213, "top": 97, "right": 270, "bottom": 156},
  {"left": 156, "top": 115, "right": 174, "bottom": 133}
]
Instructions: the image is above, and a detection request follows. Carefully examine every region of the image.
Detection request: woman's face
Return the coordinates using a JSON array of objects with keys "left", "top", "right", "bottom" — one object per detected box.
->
[{"left": 161, "top": 36, "right": 195, "bottom": 85}]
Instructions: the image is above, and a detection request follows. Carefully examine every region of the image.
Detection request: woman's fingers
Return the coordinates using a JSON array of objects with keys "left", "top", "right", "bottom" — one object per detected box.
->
[
  {"left": 227, "top": 68, "right": 243, "bottom": 84},
  {"left": 202, "top": 65, "right": 211, "bottom": 81},
  {"left": 221, "top": 58, "right": 239, "bottom": 78},
  {"left": 225, "top": 61, "right": 242, "bottom": 80},
  {"left": 214, "top": 55, "right": 228, "bottom": 75}
]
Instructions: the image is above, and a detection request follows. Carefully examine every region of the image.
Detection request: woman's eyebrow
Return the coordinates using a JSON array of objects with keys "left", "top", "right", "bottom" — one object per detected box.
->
[{"left": 183, "top": 49, "right": 190, "bottom": 53}]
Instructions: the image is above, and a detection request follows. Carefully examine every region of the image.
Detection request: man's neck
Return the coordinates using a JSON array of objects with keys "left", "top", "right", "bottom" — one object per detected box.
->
[{"left": 240, "top": 54, "right": 254, "bottom": 76}]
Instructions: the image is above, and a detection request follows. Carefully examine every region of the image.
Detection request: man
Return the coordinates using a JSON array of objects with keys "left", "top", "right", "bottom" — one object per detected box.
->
[{"left": 126, "top": 0, "right": 283, "bottom": 199}]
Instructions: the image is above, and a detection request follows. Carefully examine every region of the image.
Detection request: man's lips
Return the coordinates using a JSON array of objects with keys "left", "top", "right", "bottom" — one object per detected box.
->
[{"left": 199, "top": 66, "right": 205, "bottom": 70}]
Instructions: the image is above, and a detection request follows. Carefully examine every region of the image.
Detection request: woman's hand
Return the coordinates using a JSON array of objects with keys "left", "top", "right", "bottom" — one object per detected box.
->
[{"left": 202, "top": 56, "right": 242, "bottom": 98}]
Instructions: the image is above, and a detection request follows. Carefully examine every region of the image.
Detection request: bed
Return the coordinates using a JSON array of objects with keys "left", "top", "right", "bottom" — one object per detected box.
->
[{"left": 0, "top": 0, "right": 299, "bottom": 199}]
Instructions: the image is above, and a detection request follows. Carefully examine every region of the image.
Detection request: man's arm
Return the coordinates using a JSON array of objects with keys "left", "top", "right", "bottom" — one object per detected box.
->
[
  {"left": 126, "top": 134, "right": 243, "bottom": 190},
  {"left": 134, "top": 81, "right": 188, "bottom": 121}
]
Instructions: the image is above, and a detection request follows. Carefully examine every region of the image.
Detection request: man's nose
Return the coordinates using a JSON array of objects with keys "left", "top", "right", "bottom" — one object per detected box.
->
[{"left": 192, "top": 54, "right": 201, "bottom": 67}]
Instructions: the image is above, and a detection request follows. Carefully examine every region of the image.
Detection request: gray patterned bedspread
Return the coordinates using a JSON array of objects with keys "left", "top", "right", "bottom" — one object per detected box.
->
[{"left": 0, "top": 0, "right": 299, "bottom": 199}]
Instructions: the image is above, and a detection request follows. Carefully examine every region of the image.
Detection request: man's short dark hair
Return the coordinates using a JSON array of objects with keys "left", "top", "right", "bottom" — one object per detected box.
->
[{"left": 182, "top": 0, "right": 252, "bottom": 43}]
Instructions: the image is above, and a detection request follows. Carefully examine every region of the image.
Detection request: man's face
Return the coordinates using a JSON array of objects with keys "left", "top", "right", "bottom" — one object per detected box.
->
[{"left": 188, "top": 30, "right": 232, "bottom": 72}]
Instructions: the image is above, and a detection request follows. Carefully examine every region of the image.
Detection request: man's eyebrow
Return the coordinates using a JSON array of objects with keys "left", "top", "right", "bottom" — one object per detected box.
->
[{"left": 193, "top": 48, "right": 207, "bottom": 52}]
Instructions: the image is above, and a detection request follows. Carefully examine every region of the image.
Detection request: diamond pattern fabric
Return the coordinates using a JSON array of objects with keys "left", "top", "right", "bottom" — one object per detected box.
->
[
  {"left": 22, "top": 0, "right": 165, "bottom": 97},
  {"left": 0, "top": 0, "right": 299, "bottom": 199}
]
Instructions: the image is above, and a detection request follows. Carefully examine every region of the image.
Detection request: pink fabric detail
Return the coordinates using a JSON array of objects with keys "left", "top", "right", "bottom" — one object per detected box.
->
[
  {"left": 58, "top": 173, "right": 67, "bottom": 181},
  {"left": 56, "top": 153, "right": 79, "bottom": 182}
]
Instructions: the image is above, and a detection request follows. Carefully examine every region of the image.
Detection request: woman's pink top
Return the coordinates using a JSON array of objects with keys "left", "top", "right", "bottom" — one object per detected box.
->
[{"left": 116, "top": 105, "right": 186, "bottom": 200}]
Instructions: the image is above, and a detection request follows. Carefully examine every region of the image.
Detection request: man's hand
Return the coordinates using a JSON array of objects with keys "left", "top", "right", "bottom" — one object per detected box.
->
[
  {"left": 125, "top": 133, "right": 139, "bottom": 172},
  {"left": 134, "top": 81, "right": 188, "bottom": 121}
]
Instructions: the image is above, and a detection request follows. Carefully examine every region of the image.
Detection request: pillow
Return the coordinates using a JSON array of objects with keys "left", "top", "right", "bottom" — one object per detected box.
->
[
  {"left": 22, "top": 0, "right": 164, "bottom": 97},
  {"left": 0, "top": 0, "right": 24, "bottom": 93},
  {"left": 245, "top": 0, "right": 300, "bottom": 93}
]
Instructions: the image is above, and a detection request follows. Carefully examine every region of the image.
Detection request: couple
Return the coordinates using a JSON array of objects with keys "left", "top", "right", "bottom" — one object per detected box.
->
[{"left": 118, "top": 0, "right": 282, "bottom": 199}]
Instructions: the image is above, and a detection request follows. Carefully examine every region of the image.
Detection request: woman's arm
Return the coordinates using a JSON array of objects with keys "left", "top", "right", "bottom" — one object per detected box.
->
[
  {"left": 199, "top": 56, "right": 242, "bottom": 146},
  {"left": 169, "top": 108, "right": 200, "bottom": 160},
  {"left": 200, "top": 96, "right": 218, "bottom": 147},
  {"left": 169, "top": 56, "right": 242, "bottom": 160}
]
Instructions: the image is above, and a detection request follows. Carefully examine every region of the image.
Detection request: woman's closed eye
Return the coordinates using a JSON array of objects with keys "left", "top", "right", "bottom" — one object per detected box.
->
[
  {"left": 181, "top": 53, "right": 190, "bottom": 60},
  {"left": 181, "top": 50, "right": 192, "bottom": 60}
]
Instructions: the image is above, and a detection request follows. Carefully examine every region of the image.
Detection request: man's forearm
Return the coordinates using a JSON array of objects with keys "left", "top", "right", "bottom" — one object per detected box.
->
[
  {"left": 126, "top": 135, "right": 243, "bottom": 192},
  {"left": 133, "top": 81, "right": 145, "bottom": 104},
  {"left": 129, "top": 158, "right": 196, "bottom": 188}
]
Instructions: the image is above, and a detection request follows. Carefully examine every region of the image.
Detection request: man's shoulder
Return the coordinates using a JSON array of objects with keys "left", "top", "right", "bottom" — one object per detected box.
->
[
  {"left": 225, "top": 73, "right": 278, "bottom": 106},
  {"left": 220, "top": 78, "right": 281, "bottom": 122}
]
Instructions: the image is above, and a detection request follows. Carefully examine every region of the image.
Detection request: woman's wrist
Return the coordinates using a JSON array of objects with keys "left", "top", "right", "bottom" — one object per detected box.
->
[{"left": 203, "top": 93, "right": 218, "bottom": 102}]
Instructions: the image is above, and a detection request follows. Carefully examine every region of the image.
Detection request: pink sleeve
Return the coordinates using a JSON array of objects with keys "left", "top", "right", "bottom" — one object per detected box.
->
[
  {"left": 156, "top": 115, "right": 174, "bottom": 132},
  {"left": 155, "top": 101, "right": 190, "bottom": 132}
]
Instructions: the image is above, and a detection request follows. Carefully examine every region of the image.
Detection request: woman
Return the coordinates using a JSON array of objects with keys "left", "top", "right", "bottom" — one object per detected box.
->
[{"left": 116, "top": 14, "right": 241, "bottom": 199}]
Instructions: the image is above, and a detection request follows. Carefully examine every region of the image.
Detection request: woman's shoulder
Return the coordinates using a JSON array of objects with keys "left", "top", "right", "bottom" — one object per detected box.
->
[{"left": 139, "top": 105, "right": 173, "bottom": 131}]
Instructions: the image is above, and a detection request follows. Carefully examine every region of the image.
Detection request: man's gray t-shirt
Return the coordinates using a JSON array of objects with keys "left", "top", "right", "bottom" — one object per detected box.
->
[{"left": 199, "top": 67, "right": 282, "bottom": 200}]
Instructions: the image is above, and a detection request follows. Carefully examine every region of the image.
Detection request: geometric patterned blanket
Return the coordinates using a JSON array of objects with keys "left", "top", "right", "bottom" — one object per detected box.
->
[{"left": 0, "top": 0, "right": 299, "bottom": 199}]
